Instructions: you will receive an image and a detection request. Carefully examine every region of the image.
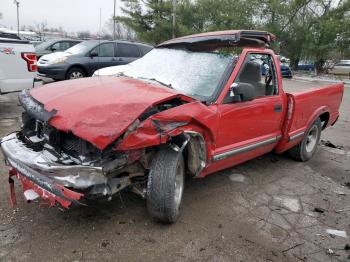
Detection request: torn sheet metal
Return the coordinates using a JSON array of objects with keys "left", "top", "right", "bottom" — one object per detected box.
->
[
  {"left": 116, "top": 101, "right": 218, "bottom": 151},
  {"left": 19, "top": 89, "right": 57, "bottom": 122}
]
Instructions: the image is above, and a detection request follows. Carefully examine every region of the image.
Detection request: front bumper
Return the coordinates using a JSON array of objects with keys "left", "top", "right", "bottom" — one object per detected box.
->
[
  {"left": 1, "top": 133, "right": 106, "bottom": 208},
  {"left": 37, "top": 65, "right": 67, "bottom": 80}
]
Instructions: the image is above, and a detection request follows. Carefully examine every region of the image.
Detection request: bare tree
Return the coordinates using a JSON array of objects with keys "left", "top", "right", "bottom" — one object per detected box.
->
[
  {"left": 77, "top": 31, "right": 91, "bottom": 39},
  {"left": 103, "top": 18, "right": 137, "bottom": 41},
  {"left": 34, "top": 21, "right": 47, "bottom": 40}
]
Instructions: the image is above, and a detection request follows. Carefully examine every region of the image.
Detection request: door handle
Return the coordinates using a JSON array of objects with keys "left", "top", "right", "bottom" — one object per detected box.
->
[{"left": 274, "top": 104, "right": 282, "bottom": 112}]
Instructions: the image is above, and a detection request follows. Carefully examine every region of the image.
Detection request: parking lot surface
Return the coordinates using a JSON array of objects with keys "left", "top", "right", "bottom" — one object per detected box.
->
[{"left": 0, "top": 79, "right": 349, "bottom": 262}]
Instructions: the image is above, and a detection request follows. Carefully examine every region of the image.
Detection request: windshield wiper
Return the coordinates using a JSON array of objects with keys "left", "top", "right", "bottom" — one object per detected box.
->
[{"left": 138, "top": 77, "right": 173, "bottom": 89}]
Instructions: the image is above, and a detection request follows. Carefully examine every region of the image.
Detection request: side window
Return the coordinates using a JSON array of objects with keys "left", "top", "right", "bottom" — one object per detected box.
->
[
  {"left": 91, "top": 43, "right": 115, "bottom": 57},
  {"left": 139, "top": 45, "right": 153, "bottom": 56},
  {"left": 59, "top": 41, "right": 70, "bottom": 51},
  {"left": 236, "top": 53, "right": 278, "bottom": 97},
  {"left": 51, "top": 41, "right": 70, "bottom": 51},
  {"left": 50, "top": 42, "right": 60, "bottom": 51},
  {"left": 69, "top": 41, "right": 79, "bottom": 47},
  {"left": 118, "top": 43, "right": 140, "bottom": 57}
]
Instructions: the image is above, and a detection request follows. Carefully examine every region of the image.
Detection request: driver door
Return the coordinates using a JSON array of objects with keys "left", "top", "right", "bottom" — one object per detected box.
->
[{"left": 214, "top": 52, "right": 284, "bottom": 165}]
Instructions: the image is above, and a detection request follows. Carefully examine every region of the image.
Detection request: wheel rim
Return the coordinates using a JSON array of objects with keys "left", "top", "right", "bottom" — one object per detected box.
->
[
  {"left": 305, "top": 125, "right": 318, "bottom": 153},
  {"left": 174, "top": 163, "right": 184, "bottom": 209},
  {"left": 70, "top": 71, "right": 83, "bottom": 79}
]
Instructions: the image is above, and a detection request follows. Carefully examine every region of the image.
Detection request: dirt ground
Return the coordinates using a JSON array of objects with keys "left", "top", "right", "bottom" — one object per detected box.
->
[{"left": 0, "top": 79, "right": 349, "bottom": 262}]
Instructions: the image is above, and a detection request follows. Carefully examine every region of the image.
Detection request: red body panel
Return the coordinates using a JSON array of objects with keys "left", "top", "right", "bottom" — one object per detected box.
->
[
  {"left": 275, "top": 83, "right": 344, "bottom": 153},
  {"left": 30, "top": 77, "right": 193, "bottom": 150},
  {"left": 8, "top": 168, "right": 83, "bottom": 208}
]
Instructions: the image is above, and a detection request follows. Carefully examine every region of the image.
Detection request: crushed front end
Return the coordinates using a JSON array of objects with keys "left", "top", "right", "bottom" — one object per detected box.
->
[{"left": 0, "top": 90, "right": 151, "bottom": 208}]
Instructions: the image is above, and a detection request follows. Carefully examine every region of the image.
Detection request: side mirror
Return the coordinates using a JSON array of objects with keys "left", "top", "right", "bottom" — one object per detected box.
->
[
  {"left": 50, "top": 47, "right": 57, "bottom": 52},
  {"left": 90, "top": 51, "right": 98, "bottom": 58},
  {"left": 228, "top": 82, "right": 255, "bottom": 102}
]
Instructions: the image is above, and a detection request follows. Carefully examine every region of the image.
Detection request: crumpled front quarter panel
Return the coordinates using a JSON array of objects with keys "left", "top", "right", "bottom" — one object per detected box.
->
[{"left": 117, "top": 101, "right": 219, "bottom": 151}]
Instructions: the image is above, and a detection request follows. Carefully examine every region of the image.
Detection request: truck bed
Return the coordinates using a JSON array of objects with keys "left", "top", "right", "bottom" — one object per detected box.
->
[
  {"left": 283, "top": 78, "right": 343, "bottom": 93},
  {"left": 276, "top": 79, "right": 344, "bottom": 153}
]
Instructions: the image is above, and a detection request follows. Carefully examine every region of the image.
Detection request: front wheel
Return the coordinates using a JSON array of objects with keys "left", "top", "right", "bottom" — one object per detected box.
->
[
  {"left": 289, "top": 118, "right": 322, "bottom": 161},
  {"left": 66, "top": 67, "right": 86, "bottom": 80},
  {"left": 147, "top": 147, "right": 185, "bottom": 223}
]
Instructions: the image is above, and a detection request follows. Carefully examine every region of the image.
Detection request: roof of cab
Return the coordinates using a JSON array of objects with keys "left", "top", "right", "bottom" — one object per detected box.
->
[{"left": 158, "top": 30, "right": 276, "bottom": 50}]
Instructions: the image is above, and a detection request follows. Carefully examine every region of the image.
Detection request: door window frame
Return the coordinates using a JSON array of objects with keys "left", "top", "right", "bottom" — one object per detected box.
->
[
  {"left": 216, "top": 48, "right": 282, "bottom": 104},
  {"left": 90, "top": 42, "right": 116, "bottom": 57}
]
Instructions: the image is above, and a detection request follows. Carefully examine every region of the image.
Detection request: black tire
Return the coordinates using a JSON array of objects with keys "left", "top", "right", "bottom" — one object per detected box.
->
[
  {"left": 147, "top": 147, "right": 185, "bottom": 223},
  {"left": 289, "top": 118, "right": 322, "bottom": 161},
  {"left": 66, "top": 67, "right": 86, "bottom": 80}
]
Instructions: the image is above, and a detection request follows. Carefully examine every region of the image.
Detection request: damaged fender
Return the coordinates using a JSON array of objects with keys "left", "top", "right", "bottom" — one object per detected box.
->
[{"left": 116, "top": 101, "right": 217, "bottom": 177}]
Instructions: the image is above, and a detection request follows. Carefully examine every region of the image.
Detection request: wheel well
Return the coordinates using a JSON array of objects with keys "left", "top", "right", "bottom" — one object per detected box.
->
[
  {"left": 319, "top": 112, "right": 330, "bottom": 130},
  {"left": 170, "top": 132, "right": 207, "bottom": 177},
  {"left": 66, "top": 65, "right": 88, "bottom": 79}
]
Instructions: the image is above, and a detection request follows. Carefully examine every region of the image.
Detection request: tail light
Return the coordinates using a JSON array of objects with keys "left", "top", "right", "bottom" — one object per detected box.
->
[{"left": 21, "top": 52, "right": 38, "bottom": 72}]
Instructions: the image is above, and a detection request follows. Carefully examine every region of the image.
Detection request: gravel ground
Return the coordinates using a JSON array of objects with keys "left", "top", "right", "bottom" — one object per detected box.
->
[{"left": 0, "top": 79, "right": 349, "bottom": 262}]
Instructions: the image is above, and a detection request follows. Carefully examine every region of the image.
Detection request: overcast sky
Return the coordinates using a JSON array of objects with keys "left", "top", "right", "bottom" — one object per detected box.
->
[{"left": 0, "top": 0, "right": 122, "bottom": 33}]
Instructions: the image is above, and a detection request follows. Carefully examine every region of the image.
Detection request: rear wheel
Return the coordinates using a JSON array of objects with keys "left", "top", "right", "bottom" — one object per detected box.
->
[
  {"left": 147, "top": 147, "right": 185, "bottom": 223},
  {"left": 289, "top": 118, "right": 322, "bottom": 161},
  {"left": 66, "top": 67, "right": 86, "bottom": 80}
]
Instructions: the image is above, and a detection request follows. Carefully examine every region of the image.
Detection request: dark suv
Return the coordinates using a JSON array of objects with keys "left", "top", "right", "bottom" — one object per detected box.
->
[{"left": 37, "top": 40, "right": 153, "bottom": 80}]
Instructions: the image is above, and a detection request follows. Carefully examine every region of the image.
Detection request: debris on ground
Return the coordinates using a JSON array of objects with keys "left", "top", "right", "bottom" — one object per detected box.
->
[
  {"left": 321, "top": 140, "right": 343, "bottom": 149},
  {"left": 327, "top": 249, "right": 335, "bottom": 255},
  {"left": 326, "top": 229, "right": 347, "bottom": 238},
  {"left": 313, "top": 207, "right": 326, "bottom": 213},
  {"left": 335, "top": 207, "right": 350, "bottom": 213},
  {"left": 100, "top": 239, "right": 110, "bottom": 248},
  {"left": 282, "top": 242, "right": 305, "bottom": 253},
  {"left": 270, "top": 157, "right": 279, "bottom": 163},
  {"left": 229, "top": 173, "right": 246, "bottom": 183},
  {"left": 335, "top": 190, "right": 347, "bottom": 196}
]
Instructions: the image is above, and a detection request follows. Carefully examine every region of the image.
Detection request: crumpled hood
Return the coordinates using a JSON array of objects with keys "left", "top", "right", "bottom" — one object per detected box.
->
[{"left": 30, "top": 76, "right": 188, "bottom": 150}]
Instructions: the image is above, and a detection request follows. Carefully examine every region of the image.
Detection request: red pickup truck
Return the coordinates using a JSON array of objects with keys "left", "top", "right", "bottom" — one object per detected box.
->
[{"left": 1, "top": 30, "right": 344, "bottom": 223}]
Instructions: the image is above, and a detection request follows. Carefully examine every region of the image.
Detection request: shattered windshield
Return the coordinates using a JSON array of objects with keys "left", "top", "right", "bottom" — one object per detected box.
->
[{"left": 122, "top": 48, "right": 235, "bottom": 100}]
